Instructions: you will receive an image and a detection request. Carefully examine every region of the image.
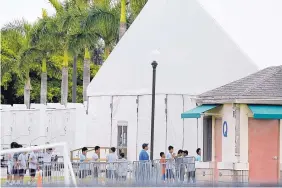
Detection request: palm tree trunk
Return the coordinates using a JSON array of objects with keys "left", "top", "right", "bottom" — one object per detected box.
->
[
  {"left": 61, "top": 49, "right": 69, "bottom": 106},
  {"left": 72, "top": 55, "right": 77, "bottom": 103},
  {"left": 83, "top": 48, "right": 90, "bottom": 102},
  {"left": 119, "top": 0, "right": 127, "bottom": 40},
  {"left": 40, "top": 73, "right": 47, "bottom": 104},
  {"left": 61, "top": 67, "right": 68, "bottom": 106},
  {"left": 24, "top": 76, "right": 31, "bottom": 109},
  {"left": 104, "top": 45, "right": 110, "bottom": 59},
  {"left": 40, "top": 58, "right": 47, "bottom": 104}
]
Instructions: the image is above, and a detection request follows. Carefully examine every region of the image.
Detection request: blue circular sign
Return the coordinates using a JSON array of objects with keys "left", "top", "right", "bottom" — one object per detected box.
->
[{"left": 222, "top": 121, "right": 228, "bottom": 137}]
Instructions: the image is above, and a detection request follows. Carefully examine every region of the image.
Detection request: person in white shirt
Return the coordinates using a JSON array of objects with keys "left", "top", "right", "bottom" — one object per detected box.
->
[
  {"left": 6, "top": 142, "right": 17, "bottom": 186},
  {"left": 166, "top": 145, "right": 175, "bottom": 181},
  {"left": 92, "top": 146, "right": 100, "bottom": 162},
  {"left": 183, "top": 150, "right": 195, "bottom": 183},
  {"left": 28, "top": 149, "right": 38, "bottom": 185},
  {"left": 43, "top": 148, "right": 53, "bottom": 180},
  {"left": 106, "top": 147, "right": 118, "bottom": 179},
  {"left": 92, "top": 146, "right": 100, "bottom": 178},
  {"left": 175, "top": 150, "right": 184, "bottom": 182},
  {"left": 18, "top": 149, "right": 27, "bottom": 185},
  {"left": 117, "top": 153, "right": 127, "bottom": 181}
]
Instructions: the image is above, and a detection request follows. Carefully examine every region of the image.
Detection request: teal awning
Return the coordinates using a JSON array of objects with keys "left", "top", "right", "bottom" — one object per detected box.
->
[
  {"left": 248, "top": 105, "right": 282, "bottom": 119},
  {"left": 181, "top": 104, "right": 219, "bottom": 118}
]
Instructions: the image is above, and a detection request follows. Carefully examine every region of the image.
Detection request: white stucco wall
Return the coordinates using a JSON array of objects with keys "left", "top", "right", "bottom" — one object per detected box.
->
[
  {"left": 220, "top": 104, "right": 236, "bottom": 162},
  {"left": 239, "top": 104, "right": 252, "bottom": 163}
]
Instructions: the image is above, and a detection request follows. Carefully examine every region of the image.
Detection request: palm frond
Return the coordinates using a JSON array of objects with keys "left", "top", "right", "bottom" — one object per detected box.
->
[{"left": 48, "top": 0, "right": 64, "bottom": 13}]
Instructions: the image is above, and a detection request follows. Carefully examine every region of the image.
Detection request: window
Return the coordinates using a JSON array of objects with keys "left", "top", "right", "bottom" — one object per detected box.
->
[
  {"left": 203, "top": 116, "right": 212, "bottom": 161},
  {"left": 117, "top": 121, "right": 128, "bottom": 158}
]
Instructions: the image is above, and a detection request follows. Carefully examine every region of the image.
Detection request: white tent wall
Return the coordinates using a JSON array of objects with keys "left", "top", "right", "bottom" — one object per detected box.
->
[
  {"left": 183, "top": 96, "right": 203, "bottom": 156},
  {"left": 136, "top": 96, "right": 151, "bottom": 157},
  {"left": 136, "top": 95, "right": 167, "bottom": 160},
  {"left": 111, "top": 96, "right": 138, "bottom": 160},
  {"left": 166, "top": 95, "right": 185, "bottom": 153},
  {"left": 67, "top": 103, "right": 88, "bottom": 149},
  {"left": 87, "top": 94, "right": 202, "bottom": 161},
  {"left": 152, "top": 95, "right": 166, "bottom": 159},
  {"left": 87, "top": 96, "right": 112, "bottom": 147}
]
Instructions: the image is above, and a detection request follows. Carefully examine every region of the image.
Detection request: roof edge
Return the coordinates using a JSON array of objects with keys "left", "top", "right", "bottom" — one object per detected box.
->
[{"left": 196, "top": 98, "right": 282, "bottom": 105}]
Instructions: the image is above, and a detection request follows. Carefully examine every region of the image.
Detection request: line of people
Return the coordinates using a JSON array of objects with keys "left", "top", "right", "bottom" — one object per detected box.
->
[
  {"left": 5, "top": 142, "right": 54, "bottom": 186},
  {"left": 139, "top": 143, "right": 202, "bottom": 182},
  {"left": 79, "top": 146, "right": 128, "bottom": 180}
]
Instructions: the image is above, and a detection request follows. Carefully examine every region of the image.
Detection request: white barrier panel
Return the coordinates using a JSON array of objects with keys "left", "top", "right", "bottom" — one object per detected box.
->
[{"left": 1, "top": 104, "right": 87, "bottom": 151}]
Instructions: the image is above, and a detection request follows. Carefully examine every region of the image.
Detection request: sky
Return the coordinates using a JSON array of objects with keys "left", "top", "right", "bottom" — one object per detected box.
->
[
  {"left": 1, "top": 0, "right": 282, "bottom": 69},
  {"left": 0, "top": 0, "right": 56, "bottom": 27}
]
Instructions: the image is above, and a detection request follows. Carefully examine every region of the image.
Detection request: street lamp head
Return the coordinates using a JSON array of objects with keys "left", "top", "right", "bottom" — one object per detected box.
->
[{"left": 151, "top": 61, "right": 158, "bottom": 68}]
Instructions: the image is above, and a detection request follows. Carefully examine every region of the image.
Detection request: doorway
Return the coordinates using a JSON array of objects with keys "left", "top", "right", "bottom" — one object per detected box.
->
[
  {"left": 248, "top": 118, "right": 279, "bottom": 183},
  {"left": 214, "top": 118, "right": 222, "bottom": 181}
]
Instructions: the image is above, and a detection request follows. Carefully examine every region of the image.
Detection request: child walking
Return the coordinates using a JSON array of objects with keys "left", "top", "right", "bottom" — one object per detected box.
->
[{"left": 160, "top": 152, "right": 166, "bottom": 181}]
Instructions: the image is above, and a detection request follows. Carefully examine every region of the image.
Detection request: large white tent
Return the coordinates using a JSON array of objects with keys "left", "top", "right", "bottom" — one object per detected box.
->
[{"left": 87, "top": 0, "right": 258, "bottom": 160}]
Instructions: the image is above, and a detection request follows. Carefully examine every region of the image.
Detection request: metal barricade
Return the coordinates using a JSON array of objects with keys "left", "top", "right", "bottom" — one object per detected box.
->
[
  {"left": 72, "top": 161, "right": 133, "bottom": 186},
  {"left": 1, "top": 158, "right": 254, "bottom": 187}
]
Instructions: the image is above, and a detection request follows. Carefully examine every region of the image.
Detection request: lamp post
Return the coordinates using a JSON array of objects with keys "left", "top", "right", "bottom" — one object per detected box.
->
[{"left": 150, "top": 61, "right": 158, "bottom": 160}]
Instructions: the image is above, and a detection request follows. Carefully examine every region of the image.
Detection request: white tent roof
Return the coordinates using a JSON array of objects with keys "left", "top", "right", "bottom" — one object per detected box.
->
[{"left": 87, "top": 0, "right": 258, "bottom": 97}]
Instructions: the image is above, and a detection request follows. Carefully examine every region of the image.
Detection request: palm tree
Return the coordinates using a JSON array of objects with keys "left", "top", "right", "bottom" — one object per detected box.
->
[
  {"left": 31, "top": 8, "right": 62, "bottom": 104},
  {"left": 86, "top": 0, "right": 119, "bottom": 59},
  {"left": 119, "top": 0, "right": 127, "bottom": 39},
  {"left": 48, "top": 0, "right": 72, "bottom": 106},
  {"left": 1, "top": 20, "right": 34, "bottom": 108},
  {"left": 83, "top": 48, "right": 91, "bottom": 101},
  {"left": 49, "top": 0, "right": 98, "bottom": 104},
  {"left": 1, "top": 34, "right": 19, "bottom": 89},
  {"left": 68, "top": 0, "right": 95, "bottom": 102},
  {"left": 129, "top": 0, "right": 147, "bottom": 19}
]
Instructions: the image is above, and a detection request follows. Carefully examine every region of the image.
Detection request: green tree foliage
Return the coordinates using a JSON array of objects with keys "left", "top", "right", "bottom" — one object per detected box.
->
[{"left": 0, "top": 0, "right": 147, "bottom": 104}]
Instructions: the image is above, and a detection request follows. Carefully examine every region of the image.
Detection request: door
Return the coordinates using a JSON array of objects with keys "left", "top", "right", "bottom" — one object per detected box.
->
[
  {"left": 203, "top": 116, "right": 212, "bottom": 162},
  {"left": 248, "top": 118, "right": 279, "bottom": 183},
  {"left": 214, "top": 118, "right": 222, "bottom": 181}
]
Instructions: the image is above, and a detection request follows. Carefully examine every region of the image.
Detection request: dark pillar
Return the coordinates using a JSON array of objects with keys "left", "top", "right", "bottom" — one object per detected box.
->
[{"left": 150, "top": 61, "right": 158, "bottom": 160}]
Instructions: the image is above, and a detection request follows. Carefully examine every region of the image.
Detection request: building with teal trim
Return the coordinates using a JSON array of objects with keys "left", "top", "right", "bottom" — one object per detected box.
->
[{"left": 182, "top": 65, "right": 282, "bottom": 184}]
